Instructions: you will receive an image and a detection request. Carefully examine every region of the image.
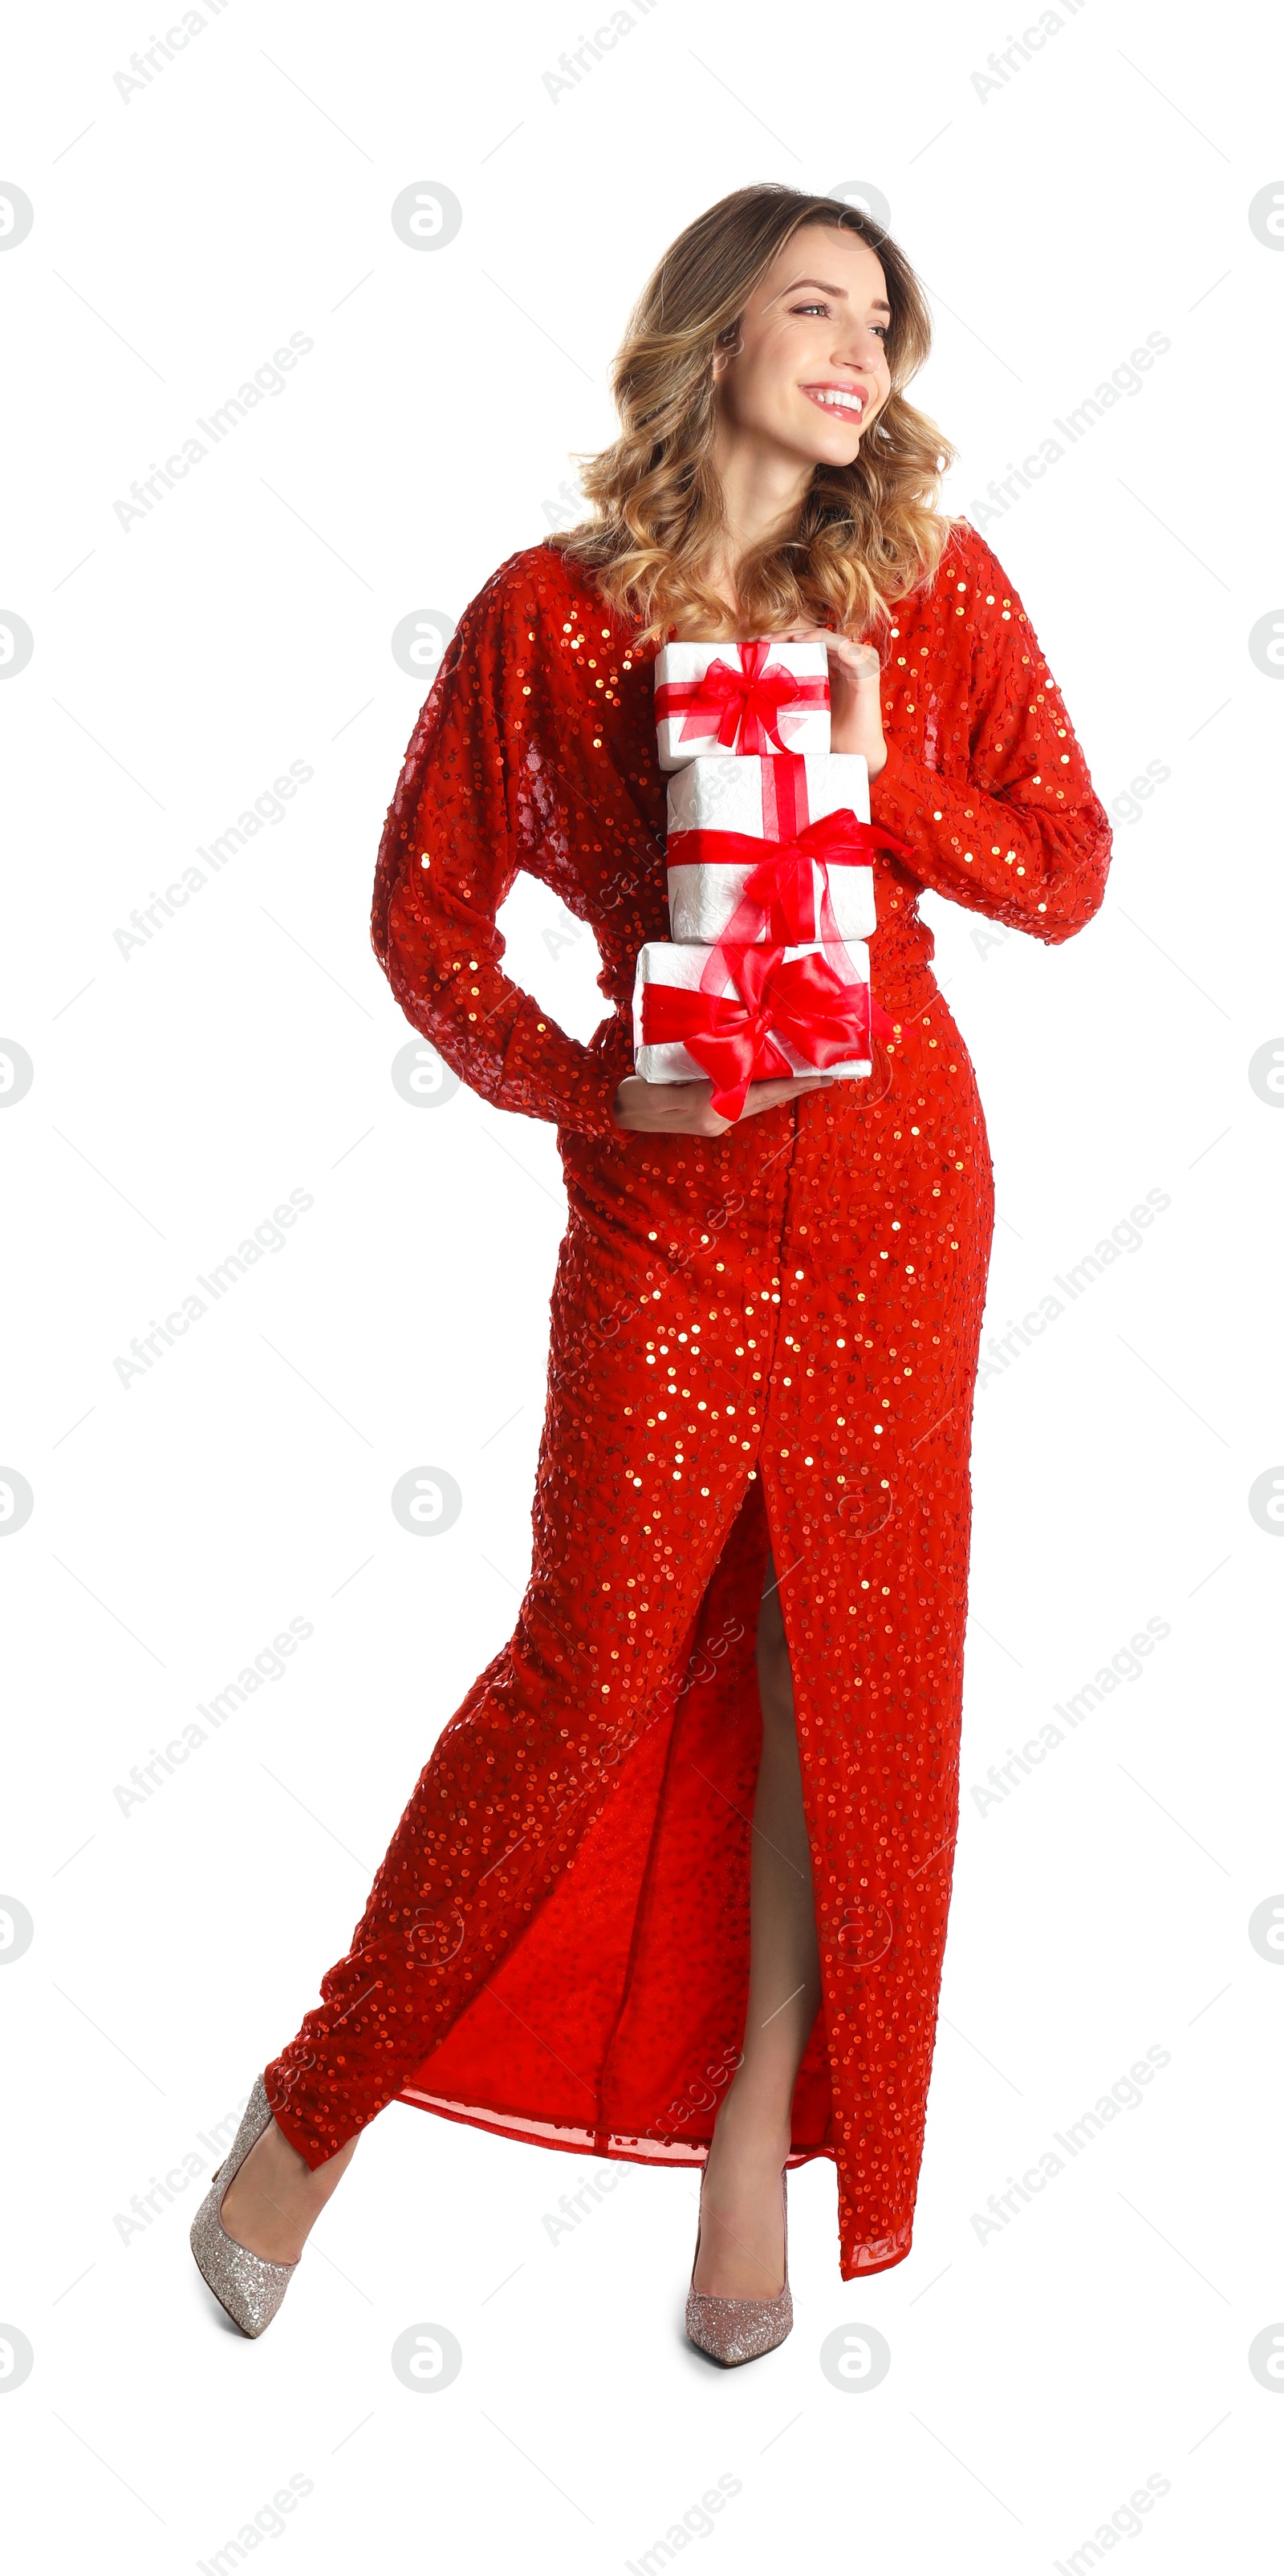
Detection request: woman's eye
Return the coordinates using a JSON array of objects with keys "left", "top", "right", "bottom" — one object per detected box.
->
[{"left": 792, "top": 301, "right": 829, "bottom": 316}]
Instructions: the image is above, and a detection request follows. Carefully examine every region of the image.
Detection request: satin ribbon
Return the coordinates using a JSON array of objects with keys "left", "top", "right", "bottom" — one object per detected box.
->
[
  {"left": 640, "top": 944, "right": 878, "bottom": 1122},
  {"left": 653, "top": 640, "right": 829, "bottom": 756},
  {"left": 666, "top": 808, "right": 915, "bottom": 954}
]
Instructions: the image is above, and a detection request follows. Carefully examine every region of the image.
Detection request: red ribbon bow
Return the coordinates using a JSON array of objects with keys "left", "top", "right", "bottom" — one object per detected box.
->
[
  {"left": 640, "top": 944, "right": 883, "bottom": 1122},
  {"left": 667, "top": 808, "right": 915, "bottom": 954},
  {"left": 654, "top": 641, "right": 829, "bottom": 756}
]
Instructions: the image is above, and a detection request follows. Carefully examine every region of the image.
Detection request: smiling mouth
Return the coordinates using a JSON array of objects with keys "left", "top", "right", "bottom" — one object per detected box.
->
[{"left": 802, "top": 384, "right": 868, "bottom": 420}]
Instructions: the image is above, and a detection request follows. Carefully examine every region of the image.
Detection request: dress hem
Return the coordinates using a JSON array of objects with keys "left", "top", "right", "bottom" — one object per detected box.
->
[
  {"left": 396, "top": 2082, "right": 914, "bottom": 2280},
  {"left": 266, "top": 2070, "right": 917, "bottom": 2280},
  {"left": 838, "top": 2237, "right": 913, "bottom": 2281},
  {"left": 395, "top": 2079, "right": 836, "bottom": 2172}
]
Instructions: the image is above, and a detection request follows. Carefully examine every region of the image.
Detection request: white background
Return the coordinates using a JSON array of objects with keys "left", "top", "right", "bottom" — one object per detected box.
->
[{"left": 2, "top": 0, "right": 1282, "bottom": 2566}]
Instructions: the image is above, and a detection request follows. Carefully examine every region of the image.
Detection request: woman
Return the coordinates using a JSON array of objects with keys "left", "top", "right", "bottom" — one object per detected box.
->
[{"left": 191, "top": 185, "right": 1111, "bottom": 2361}]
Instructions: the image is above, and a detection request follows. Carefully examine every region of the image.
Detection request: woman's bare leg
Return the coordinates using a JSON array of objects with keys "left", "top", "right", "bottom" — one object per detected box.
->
[
  {"left": 690, "top": 1551, "right": 822, "bottom": 2298},
  {"left": 219, "top": 2120, "right": 359, "bottom": 2264},
  {"left": 224, "top": 1566, "right": 819, "bottom": 2285}
]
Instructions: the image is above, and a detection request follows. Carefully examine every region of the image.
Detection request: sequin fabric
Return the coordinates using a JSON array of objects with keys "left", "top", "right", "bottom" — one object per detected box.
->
[{"left": 263, "top": 528, "right": 1111, "bottom": 2281}]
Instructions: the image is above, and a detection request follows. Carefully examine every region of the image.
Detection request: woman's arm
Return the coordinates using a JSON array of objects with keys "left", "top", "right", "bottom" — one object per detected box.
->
[
  {"left": 867, "top": 527, "right": 1112, "bottom": 943},
  {"left": 371, "top": 562, "right": 624, "bottom": 1138}
]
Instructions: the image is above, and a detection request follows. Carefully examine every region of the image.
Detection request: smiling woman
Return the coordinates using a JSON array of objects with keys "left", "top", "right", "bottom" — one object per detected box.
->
[
  {"left": 569, "top": 191, "right": 952, "bottom": 650},
  {"left": 193, "top": 182, "right": 1112, "bottom": 2367}
]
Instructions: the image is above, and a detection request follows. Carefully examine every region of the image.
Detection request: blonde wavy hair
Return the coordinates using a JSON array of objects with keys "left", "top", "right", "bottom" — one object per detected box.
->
[{"left": 551, "top": 183, "right": 957, "bottom": 646}]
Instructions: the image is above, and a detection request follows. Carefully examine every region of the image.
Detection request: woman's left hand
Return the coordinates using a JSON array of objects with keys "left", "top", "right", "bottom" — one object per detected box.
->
[{"left": 778, "top": 627, "right": 887, "bottom": 779}]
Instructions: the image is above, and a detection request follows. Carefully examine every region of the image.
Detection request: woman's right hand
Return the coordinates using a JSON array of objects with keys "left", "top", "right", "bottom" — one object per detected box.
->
[{"left": 612, "top": 1071, "right": 835, "bottom": 1135}]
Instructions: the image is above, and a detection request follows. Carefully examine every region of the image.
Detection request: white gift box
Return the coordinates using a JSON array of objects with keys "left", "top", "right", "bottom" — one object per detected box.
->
[
  {"left": 653, "top": 638, "right": 831, "bottom": 769},
  {"left": 666, "top": 753, "right": 875, "bottom": 946},
  {"left": 632, "top": 938, "right": 873, "bottom": 1088}
]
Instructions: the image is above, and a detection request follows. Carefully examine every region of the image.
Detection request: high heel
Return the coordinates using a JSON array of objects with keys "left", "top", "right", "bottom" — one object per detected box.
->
[
  {"left": 685, "top": 2165, "right": 793, "bottom": 2366},
  {"left": 189, "top": 2075, "right": 298, "bottom": 2338}
]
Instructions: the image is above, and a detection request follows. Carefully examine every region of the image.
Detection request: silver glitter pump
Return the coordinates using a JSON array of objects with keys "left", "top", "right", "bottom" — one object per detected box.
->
[
  {"left": 189, "top": 2075, "right": 299, "bottom": 2338},
  {"left": 685, "top": 2168, "right": 793, "bottom": 2366}
]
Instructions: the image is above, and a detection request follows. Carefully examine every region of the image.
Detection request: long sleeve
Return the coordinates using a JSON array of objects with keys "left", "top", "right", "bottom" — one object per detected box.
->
[
  {"left": 869, "top": 525, "right": 1111, "bottom": 944},
  {"left": 371, "top": 558, "right": 624, "bottom": 1138}
]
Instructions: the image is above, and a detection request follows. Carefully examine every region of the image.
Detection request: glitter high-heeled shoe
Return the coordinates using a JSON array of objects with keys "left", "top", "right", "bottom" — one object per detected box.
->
[
  {"left": 189, "top": 2075, "right": 298, "bottom": 2338},
  {"left": 685, "top": 2165, "right": 793, "bottom": 2366}
]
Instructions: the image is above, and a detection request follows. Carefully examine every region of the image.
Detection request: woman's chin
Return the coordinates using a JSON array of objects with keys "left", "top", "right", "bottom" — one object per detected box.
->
[{"left": 789, "top": 420, "right": 863, "bottom": 471}]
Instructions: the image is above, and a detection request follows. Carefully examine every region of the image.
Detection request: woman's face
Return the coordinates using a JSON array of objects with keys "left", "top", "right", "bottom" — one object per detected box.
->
[{"left": 712, "top": 223, "right": 893, "bottom": 469}]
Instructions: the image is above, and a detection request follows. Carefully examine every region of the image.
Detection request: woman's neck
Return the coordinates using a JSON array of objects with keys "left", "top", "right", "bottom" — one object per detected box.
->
[{"left": 704, "top": 424, "right": 814, "bottom": 619}]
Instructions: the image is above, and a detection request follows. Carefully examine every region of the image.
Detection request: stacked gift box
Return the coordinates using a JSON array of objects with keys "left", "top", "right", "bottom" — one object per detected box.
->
[{"left": 632, "top": 639, "right": 899, "bottom": 1122}]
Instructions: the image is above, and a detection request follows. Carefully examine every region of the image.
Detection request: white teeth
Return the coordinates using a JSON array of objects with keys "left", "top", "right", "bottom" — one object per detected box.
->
[{"left": 811, "top": 388, "right": 863, "bottom": 412}]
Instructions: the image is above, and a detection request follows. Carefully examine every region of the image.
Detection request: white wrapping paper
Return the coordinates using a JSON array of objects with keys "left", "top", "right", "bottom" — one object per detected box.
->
[
  {"left": 665, "top": 753, "right": 875, "bottom": 944},
  {"left": 653, "top": 638, "right": 831, "bottom": 769},
  {"left": 632, "top": 938, "right": 873, "bottom": 1087}
]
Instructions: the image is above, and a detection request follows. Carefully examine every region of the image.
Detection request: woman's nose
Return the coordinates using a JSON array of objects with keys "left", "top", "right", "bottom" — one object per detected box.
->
[
  {"left": 831, "top": 351, "right": 872, "bottom": 383},
  {"left": 832, "top": 327, "right": 877, "bottom": 372}
]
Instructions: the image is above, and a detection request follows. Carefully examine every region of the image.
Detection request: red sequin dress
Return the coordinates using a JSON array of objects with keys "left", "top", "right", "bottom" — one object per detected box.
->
[{"left": 264, "top": 525, "right": 1111, "bottom": 2278}]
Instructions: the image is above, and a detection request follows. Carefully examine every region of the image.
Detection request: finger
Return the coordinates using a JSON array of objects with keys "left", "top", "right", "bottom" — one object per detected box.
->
[
  {"left": 781, "top": 633, "right": 878, "bottom": 679},
  {"left": 614, "top": 1073, "right": 718, "bottom": 1130},
  {"left": 777, "top": 623, "right": 859, "bottom": 647},
  {"left": 737, "top": 1075, "right": 835, "bottom": 1120},
  {"left": 655, "top": 1080, "right": 720, "bottom": 1126},
  {"left": 625, "top": 1075, "right": 715, "bottom": 1106}
]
